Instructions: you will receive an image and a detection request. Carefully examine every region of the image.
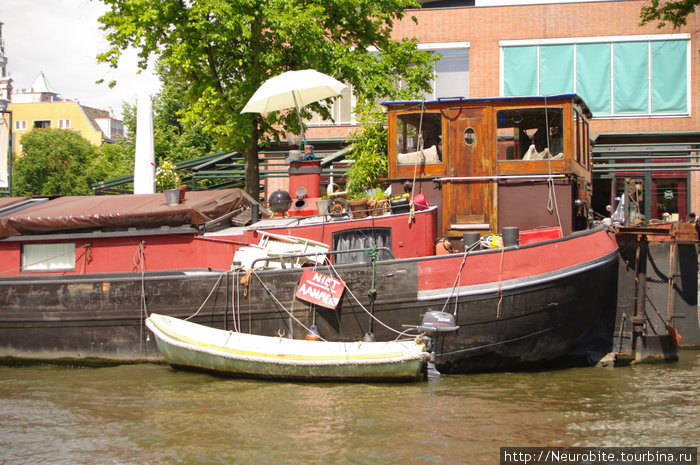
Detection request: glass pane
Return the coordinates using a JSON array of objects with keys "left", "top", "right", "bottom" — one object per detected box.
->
[
  {"left": 22, "top": 243, "right": 76, "bottom": 272},
  {"left": 396, "top": 113, "right": 443, "bottom": 165},
  {"left": 613, "top": 41, "right": 649, "bottom": 114},
  {"left": 540, "top": 44, "right": 574, "bottom": 95},
  {"left": 434, "top": 49, "right": 469, "bottom": 99},
  {"left": 577, "top": 43, "right": 612, "bottom": 115},
  {"left": 496, "top": 107, "right": 564, "bottom": 161},
  {"left": 651, "top": 40, "right": 687, "bottom": 113},
  {"left": 332, "top": 228, "right": 392, "bottom": 265},
  {"left": 503, "top": 46, "right": 538, "bottom": 96}
]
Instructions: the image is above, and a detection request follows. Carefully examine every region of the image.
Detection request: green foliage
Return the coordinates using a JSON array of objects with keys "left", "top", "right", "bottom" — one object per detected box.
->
[
  {"left": 640, "top": 0, "right": 699, "bottom": 28},
  {"left": 88, "top": 139, "right": 135, "bottom": 184},
  {"left": 12, "top": 129, "right": 98, "bottom": 196},
  {"left": 346, "top": 98, "right": 388, "bottom": 199},
  {"left": 97, "top": 0, "right": 437, "bottom": 198}
]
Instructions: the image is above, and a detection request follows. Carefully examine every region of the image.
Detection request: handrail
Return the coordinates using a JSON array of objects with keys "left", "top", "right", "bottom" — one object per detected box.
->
[{"left": 246, "top": 246, "right": 397, "bottom": 270}]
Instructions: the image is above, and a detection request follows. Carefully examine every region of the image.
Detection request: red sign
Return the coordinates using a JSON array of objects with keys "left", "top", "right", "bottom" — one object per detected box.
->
[{"left": 295, "top": 269, "right": 345, "bottom": 309}]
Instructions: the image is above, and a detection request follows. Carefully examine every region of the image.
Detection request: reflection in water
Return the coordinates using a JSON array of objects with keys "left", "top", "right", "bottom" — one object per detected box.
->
[{"left": 0, "top": 352, "right": 697, "bottom": 465}]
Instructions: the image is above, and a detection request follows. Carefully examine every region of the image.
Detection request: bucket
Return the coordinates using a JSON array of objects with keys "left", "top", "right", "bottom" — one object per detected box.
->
[{"left": 411, "top": 192, "right": 429, "bottom": 210}]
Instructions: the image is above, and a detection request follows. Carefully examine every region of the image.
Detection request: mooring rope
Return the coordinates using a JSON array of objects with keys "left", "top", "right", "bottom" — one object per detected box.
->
[{"left": 185, "top": 272, "right": 225, "bottom": 321}]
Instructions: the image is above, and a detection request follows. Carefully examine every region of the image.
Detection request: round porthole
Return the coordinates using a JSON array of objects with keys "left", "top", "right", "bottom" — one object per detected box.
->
[{"left": 463, "top": 127, "right": 476, "bottom": 146}]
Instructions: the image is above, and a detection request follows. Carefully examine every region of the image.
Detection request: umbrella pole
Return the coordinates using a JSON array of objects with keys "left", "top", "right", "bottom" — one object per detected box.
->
[{"left": 292, "top": 92, "right": 306, "bottom": 147}]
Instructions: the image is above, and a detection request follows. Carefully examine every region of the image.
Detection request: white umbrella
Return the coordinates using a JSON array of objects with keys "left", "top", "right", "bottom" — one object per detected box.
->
[{"left": 241, "top": 69, "right": 347, "bottom": 145}]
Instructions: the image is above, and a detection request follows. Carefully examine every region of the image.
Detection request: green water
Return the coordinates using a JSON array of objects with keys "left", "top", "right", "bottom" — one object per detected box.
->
[{"left": 0, "top": 352, "right": 697, "bottom": 465}]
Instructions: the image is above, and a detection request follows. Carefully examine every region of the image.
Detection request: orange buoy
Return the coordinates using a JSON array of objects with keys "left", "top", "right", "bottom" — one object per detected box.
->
[{"left": 305, "top": 324, "right": 321, "bottom": 341}]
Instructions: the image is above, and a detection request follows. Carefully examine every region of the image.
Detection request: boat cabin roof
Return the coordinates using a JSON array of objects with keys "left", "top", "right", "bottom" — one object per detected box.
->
[
  {"left": 382, "top": 93, "right": 592, "bottom": 118},
  {"left": 0, "top": 188, "right": 259, "bottom": 237}
]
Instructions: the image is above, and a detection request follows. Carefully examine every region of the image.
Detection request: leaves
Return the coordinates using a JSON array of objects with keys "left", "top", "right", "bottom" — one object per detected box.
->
[
  {"left": 639, "top": 0, "right": 699, "bottom": 28},
  {"left": 97, "top": 0, "right": 436, "bottom": 198},
  {"left": 346, "top": 98, "right": 389, "bottom": 199},
  {"left": 12, "top": 129, "right": 98, "bottom": 196}
]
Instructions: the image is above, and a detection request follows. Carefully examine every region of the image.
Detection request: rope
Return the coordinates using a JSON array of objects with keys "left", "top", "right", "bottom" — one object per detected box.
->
[
  {"left": 185, "top": 272, "right": 225, "bottom": 321},
  {"left": 131, "top": 241, "right": 148, "bottom": 354},
  {"left": 325, "top": 260, "right": 417, "bottom": 339},
  {"left": 408, "top": 101, "right": 426, "bottom": 225},
  {"left": 496, "top": 245, "right": 505, "bottom": 319},
  {"left": 250, "top": 269, "right": 327, "bottom": 341},
  {"left": 439, "top": 241, "right": 477, "bottom": 316},
  {"left": 543, "top": 94, "right": 563, "bottom": 230}
]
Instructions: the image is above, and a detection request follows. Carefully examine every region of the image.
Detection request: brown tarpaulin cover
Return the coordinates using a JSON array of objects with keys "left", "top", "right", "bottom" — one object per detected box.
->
[
  {"left": 0, "top": 189, "right": 253, "bottom": 237},
  {"left": 0, "top": 197, "right": 30, "bottom": 211}
]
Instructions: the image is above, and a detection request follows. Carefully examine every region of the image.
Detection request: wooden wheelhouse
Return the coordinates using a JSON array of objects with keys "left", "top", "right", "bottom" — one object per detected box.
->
[{"left": 384, "top": 94, "right": 592, "bottom": 239}]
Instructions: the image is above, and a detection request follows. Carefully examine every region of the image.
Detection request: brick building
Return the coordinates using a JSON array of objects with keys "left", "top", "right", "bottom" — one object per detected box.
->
[{"left": 306, "top": 0, "right": 700, "bottom": 221}]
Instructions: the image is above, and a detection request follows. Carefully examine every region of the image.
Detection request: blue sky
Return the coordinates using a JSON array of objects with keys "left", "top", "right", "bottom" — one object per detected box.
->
[{"left": 0, "top": 0, "right": 161, "bottom": 119}]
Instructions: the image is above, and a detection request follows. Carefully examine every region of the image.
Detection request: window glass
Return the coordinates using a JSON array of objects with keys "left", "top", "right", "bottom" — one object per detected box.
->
[
  {"left": 395, "top": 112, "right": 442, "bottom": 165},
  {"left": 22, "top": 243, "right": 76, "bottom": 272},
  {"left": 502, "top": 39, "right": 688, "bottom": 116},
  {"left": 503, "top": 46, "right": 538, "bottom": 96},
  {"left": 540, "top": 44, "right": 574, "bottom": 95},
  {"left": 332, "top": 228, "right": 392, "bottom": 265},
  {"left": 434, "top": 48, "right": 469, "bottom": 99},
  {"left": 496, "top": 107, "right": 564, "bottom": 161},
  {"left": 613, "top": 41, "right": 649, "bottom": 114},
  {"left": 651, "top": 40, "right": 687, "bottom": 113}
]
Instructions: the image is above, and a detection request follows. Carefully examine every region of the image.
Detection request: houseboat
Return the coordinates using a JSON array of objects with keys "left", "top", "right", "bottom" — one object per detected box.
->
[{"left": 0, "top": 94, "right": 619, "bottom": 373}]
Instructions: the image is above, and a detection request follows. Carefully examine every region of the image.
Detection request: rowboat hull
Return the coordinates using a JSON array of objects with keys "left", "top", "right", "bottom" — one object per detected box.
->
[{"left": 145, "top": 313, "right": 429, "bottom": 382}]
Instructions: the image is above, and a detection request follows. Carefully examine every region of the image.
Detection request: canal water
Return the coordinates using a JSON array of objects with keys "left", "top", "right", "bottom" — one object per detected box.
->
[{"left": 0, "top": 351, "right": 697, "bottom": 465}]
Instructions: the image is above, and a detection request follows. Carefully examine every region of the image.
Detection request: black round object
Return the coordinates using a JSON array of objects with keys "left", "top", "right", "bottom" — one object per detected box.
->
[{"left": 268, "top": 190, "right": 292, "bottom": 213}]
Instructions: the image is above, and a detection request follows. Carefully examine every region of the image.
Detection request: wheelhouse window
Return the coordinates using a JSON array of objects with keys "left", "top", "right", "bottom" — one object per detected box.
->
[
  {"left": 21, "top": 242, "right": 76, "bottom": 272},
  {"left": 496, "top": 107, "right": 564, "bottom": 161},
  {"left": 396, "top": 112, "right": 443, "bottom": 165},
  {"left": 332, "top": 228, "right": 392, "bottom": 265}
]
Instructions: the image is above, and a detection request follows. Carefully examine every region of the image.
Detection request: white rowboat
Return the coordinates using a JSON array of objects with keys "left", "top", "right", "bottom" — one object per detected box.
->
[{"left": 145, "top": 314, "right": 430, "bottom": 382}]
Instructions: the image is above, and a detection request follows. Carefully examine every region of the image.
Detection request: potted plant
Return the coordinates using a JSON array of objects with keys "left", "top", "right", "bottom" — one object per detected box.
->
[
  {"left": 345, "top": 99, "right": 388, "bottom": 212},
  {"left": 155, "top": 160, "right": 181, "bottom": 205}
]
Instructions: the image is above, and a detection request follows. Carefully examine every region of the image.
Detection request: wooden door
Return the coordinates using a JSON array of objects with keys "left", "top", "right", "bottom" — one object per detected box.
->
[{"left": 443, "top": 107, "right": 494, "bottom": 236}]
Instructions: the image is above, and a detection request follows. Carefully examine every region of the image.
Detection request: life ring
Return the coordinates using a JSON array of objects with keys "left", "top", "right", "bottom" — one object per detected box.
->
[{"left": 327, "top": 183, "right": 347, "bottom": 199}]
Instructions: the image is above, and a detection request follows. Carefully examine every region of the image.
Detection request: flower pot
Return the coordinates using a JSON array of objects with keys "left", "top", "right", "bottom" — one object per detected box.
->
[
  {"left": 348, "top": 198, "right": 369, "bottom": 219},
  {"left": 315, "top": 199, "right": 331, "bottom": 216},
  {"left": 368, "top": 198, "right": 389, "bottom": 216},
  {"left": 164, "top": 188, "right": 180, "bottom": 205}
]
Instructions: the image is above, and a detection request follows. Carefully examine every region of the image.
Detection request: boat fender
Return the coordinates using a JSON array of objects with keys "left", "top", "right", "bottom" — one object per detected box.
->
[
  {"left": 435, "top": 238, "right": 453, "bottom": 255},
  {"left": 305, "top": 324, "right": 321, "bottom": 341}
]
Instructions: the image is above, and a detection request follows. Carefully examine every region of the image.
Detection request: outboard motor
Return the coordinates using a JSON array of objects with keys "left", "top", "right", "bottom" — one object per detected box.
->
[{"left": 404, "top": 311, "right": 459, "bottom": 376}]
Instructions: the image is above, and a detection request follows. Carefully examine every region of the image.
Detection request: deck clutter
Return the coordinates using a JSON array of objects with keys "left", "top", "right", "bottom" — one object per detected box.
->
[{"left": 0, "top": 90, "right": 695, "bottom": 381}]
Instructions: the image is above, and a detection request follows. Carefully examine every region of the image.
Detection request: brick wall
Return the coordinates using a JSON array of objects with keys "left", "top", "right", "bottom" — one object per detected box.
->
[{"left": 391, "top": 0, "right": 699, "bottom": 136}]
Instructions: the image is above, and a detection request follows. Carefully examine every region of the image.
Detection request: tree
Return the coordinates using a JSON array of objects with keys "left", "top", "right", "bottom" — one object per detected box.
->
[
  {"left": 97, "top": 0, "right": 435, "bottom": 199},
  {"left": 12, "top": 129, "right": 98, "bottom": 196},
  {"left": 640, "top": 0, "right": 700, "bottom": 28}
]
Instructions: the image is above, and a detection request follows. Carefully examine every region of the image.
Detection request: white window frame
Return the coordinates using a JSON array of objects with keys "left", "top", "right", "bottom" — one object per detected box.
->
[
  {"left": 14, "top": 120, "right": 27, "bottom": 130},
  {"left": 499, "top": 34, "right": 691, "bottom": 118},
  {"left": 57, "top": 119, "right": 71, "bottom": 129}
]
